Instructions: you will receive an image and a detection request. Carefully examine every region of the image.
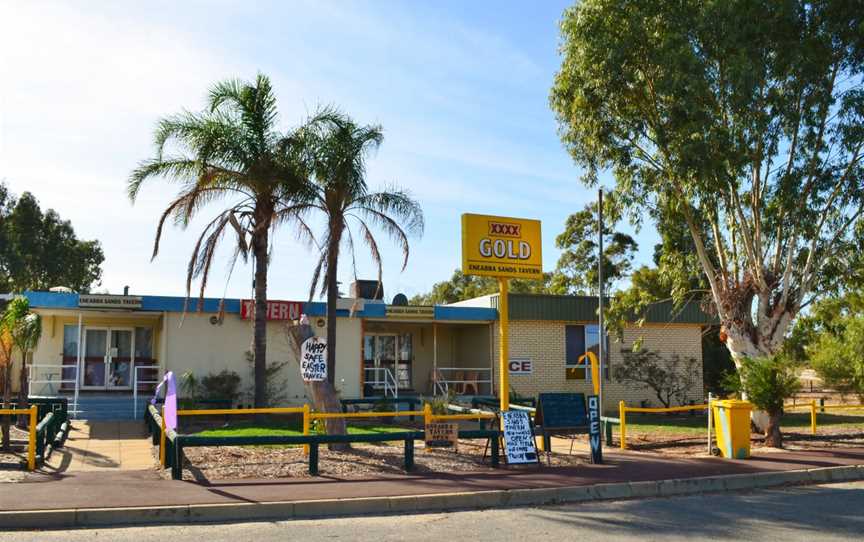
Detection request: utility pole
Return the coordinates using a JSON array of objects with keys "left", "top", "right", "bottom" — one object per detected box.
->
[{"left": 597, "top": 189, "right": 604, "bottom": 414}]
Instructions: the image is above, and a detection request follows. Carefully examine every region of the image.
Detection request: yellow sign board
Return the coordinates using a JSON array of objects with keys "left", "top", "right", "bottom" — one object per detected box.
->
[{"left": 461, "top": 213, "right": 543, "bottom": 279}]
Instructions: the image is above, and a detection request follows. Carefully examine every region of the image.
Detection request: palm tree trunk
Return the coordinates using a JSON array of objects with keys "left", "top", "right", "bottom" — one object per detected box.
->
[
  {"left": 1, "top": 364, "right": 11, "bottom": 451},
  {"left": 325, "top": 222, "right": 343, "bottom": 386},
  {"left": 287, "top": 323, "right": 347, "bottom": 450},
  {"left": 252, "top": 227, "right": 269, "bottom": 408},
  {"left": 17, "top": 356, "right": 29, "bottom": 429}
]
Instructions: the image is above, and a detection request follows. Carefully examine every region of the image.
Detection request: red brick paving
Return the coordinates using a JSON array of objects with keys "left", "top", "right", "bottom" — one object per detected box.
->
[{"left": 3, "top": 447, "right": 863, "bottom": 512}]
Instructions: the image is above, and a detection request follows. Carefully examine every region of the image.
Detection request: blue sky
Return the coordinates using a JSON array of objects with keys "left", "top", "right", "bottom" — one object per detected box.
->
[{"left": 1, "top": 1, "right": 658, "bottom": 301}]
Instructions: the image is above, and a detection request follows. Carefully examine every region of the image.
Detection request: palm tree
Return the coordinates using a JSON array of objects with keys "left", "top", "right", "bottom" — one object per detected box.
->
[
  {"left": 8, "top": 297, "right": 42, "bottom": 428},
  {"left": 0, "top": 296, "right": 41, "bottom": 446},
  {"left": 129, "top": 74, "right": 311, "bottom": 407},
  {"left": 0, "top": 305, "right": 15, "bottom": 450},
  {"left": 290, "top": 112, "right": 424, "bottom": 389}
]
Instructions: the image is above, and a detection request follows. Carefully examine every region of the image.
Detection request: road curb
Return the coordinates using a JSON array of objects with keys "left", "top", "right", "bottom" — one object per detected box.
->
[{"left": 2, "top": 464, "right": 862, "bottom": 529}]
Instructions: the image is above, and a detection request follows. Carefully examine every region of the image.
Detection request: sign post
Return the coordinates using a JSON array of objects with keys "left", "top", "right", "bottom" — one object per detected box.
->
[
  {"left": 587, "top": 394, "right": 602, "bottom": 464},
  {"left": 498, "top": 278, "right": 509, "bottom": 412},
  {"left": 461, "top": 213, "right": 542, "bottom": 413}
]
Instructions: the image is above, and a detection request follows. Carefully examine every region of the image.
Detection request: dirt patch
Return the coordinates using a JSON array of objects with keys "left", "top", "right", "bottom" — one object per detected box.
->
[
  {"left": 0, "top": 426, "right": 31, "bottom": 481},
  {"left": 620, "top": 427, "right": 864, "bottom": 457},
  {"left": 166, "top": 439, "right": 586, "bottom": 481}
]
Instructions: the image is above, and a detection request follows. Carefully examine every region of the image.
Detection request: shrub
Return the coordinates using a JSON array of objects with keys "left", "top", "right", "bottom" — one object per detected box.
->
[
  {"left": 723, "top": 354, "right": 801, "bottom": 447},
  {"left": 810, "top": 315, "right": 864, "bottom": 401},
  {"left": 200, "top": 370, "right": 242, "bottom": 402},
  {"left": 244, "top": 351, "right": 289, "bottom": 407},
  {"left": 613, "top": 349, "right": 700, "bottom": 408}
]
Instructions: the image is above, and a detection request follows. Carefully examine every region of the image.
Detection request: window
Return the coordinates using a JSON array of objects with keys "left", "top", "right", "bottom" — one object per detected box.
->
[
  {"left": 63, "top": 325, "right": 79, "bottom": 358},
  {"left": 565, "top": 324, "right": 610, "bottom": 381},
  {"left": 134, "top": 327, "right": 154, "bottom": 360}
]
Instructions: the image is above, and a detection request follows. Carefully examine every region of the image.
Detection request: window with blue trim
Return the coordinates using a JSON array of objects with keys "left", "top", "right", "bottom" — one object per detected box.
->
[{"left": 565, "top": 324, "right": 609, "bottom": 381}]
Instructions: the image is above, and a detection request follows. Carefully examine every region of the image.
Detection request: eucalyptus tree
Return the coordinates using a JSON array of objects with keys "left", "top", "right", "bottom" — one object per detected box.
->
[
  {"left": 129, "top": 74, "right": 310, "bottom": 407},
  {"left": 552, "top": 1, "right": 863, "bottom": 372},
  {"left": 291, "top": 112, "right": 424, "bottom": 387},
  {"left": 551, "top": 0, "right": 864, "bottom": 443}
]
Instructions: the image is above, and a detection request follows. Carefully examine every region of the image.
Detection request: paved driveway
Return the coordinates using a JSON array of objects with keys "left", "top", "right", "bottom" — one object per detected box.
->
[{"left": 42, "top": 420, "right": 155, "bottom": 473}]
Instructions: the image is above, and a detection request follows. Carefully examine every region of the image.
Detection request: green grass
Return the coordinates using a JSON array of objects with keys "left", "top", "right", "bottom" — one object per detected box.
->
[
  {"left": 620, "top": 410, "right": 864, "bottom": 437},
  {"left": 195, "top": 422, "right": 411, "bottom": 439}
]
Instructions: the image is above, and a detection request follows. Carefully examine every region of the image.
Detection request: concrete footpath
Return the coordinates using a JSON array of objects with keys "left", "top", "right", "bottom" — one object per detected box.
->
[{"left": 2, "top": 447, "right": 864, "bottom": 529}]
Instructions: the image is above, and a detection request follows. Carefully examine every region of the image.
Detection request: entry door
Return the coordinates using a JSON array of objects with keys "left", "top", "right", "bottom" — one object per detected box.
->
[
  {"left": 108, "top": 329, "right": 133, "bottom": 389},
  {"left": 81, "top": 328, "right": 134, "bottom": 390},
  {"left": 82, "top": 328, "right": 108, "bottom": 389},
  {"left": 364, "top": 334, "right": 411, "bottom": 390}
]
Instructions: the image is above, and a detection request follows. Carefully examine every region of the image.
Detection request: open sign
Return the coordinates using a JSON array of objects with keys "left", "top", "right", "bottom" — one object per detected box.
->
[{"left": 508, "top": 357, "right": 532, "bottom": 375}]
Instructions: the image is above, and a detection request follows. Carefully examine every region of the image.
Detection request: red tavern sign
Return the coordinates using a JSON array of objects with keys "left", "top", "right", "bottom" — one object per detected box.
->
[{"left": 240, "top": 300, "right": 303, "bottom": 321}]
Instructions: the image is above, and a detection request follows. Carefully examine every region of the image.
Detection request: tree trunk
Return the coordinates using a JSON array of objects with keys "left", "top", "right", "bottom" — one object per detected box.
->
[
  {"left": 324, "top": 222, "right": 343, "bottom": 387},
  {"left": 1, "top": 364, "right": 11, "bottom": 451},
  {"left": 722, "top": 307, "right": 795, "bottom": 434},
  {"left": 17, "top": 353, "right": 29, "bottom": 429},
  {"left": 252, "top": 227, "right": 269, "bottom": 408},
  {"left": 764, "top": 410, "right": 783, "bottom": 448},
  {"left": 287, "top": 322, "right": 348, "bottom": 450}
]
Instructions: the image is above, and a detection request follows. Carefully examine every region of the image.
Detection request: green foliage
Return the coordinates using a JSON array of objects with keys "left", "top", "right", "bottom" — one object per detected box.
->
[
  {"left": 548, "top": 195, "right": 638, "bottom": 296},
  {"left": 785, "top": 290, "right": 864, "bottom": 362},
  {"left": 613, "top": 349, "right": 701, "bottom": 408},
  {"left": 724, "top": 356, "right": 801, "bottom": 415},
  {"left": 244, "top": 350, "right": 289, "bottom": 407},
  {"left": 410, "top": 268, "right": 550, "bottom": 305},
  {"left": 810, "top": 315, "right": 864, "bottom": 400},
  {"left": 424, "top": 393, "right": 452, "bottom": 416},
  {"left": 179, "top": 369, "right": 242, "bottom": 403},
  {"left": 0, "top": 184, "right": 104, "bottom": 293},
  {"left": 551, "top": 0, "right": 864, "bottom": 359},
  {"left": 702, "top": 326, "right": 736, "bottom": 396},
  {"left": 200, "top": 370, "right": 242, "bottom": 401}
]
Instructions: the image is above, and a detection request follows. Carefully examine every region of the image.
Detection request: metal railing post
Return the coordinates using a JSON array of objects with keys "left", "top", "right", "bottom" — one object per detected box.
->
[
  {"left": 28, "top": 405, "right": 37, "bottom": 471},
  {"left": 619, "top": 400, "right": 627, "bottom": 450},
  {"left": 160, "top": 405, "right": 167, "bottom": 468},
  {"left": 303, "top": 403, "right": 311, "bottom": 455},
  {"left": 811, "top": 400, "right": 817, "bottom": 435}
]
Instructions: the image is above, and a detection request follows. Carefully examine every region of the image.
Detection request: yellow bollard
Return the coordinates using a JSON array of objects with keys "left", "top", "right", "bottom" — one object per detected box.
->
[
  {"left": 160, "top": 405, "right": 167, "bottom": 468},
  {"left": 619, "top": 400, "right": 626, "bottom": 450},
  {"left": 424, "top": 403, "right": 432, "bottom": 427},
  {"left": 811, "top": 400, "right": 817, "bottom": 435},
  {"left": 303, "top": 404, "right": 311, "bottom": 455},
  {"left": 27, "top": 405, "right": 37, "bottom": 471}
]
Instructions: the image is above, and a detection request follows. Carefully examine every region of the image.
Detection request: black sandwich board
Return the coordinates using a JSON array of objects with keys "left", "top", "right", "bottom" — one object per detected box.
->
[{"left": 535, "top": 393, "right": 590, "bottom": 455}]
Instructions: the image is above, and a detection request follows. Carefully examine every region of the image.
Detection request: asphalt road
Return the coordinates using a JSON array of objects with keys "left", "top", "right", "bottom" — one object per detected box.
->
[{"left": 4, "top": 481, "right": 864, "bottom": 541}]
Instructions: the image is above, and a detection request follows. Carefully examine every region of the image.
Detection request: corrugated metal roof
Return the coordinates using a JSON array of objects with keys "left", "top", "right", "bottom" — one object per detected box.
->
[{"left": 493, "top": 293, "right": 716, "bottom": 325}]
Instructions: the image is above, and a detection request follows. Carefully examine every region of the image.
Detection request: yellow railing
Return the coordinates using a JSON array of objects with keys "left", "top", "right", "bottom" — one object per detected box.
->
[
  {"left": 618, "top": 400, "right": 709, "bottom": 450},
  {"left": 0, "top": 406, "right": 38, "bottom": 471},
  {"left": 784, "top": 400, "right": 864, "bottom": 435},
  {"left": 159, "top": 404, "right": 497, "bottom": 460}
]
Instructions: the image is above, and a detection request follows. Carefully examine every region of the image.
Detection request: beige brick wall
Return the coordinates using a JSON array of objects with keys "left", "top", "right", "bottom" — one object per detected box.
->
[{"left": 492, "top": 320, "right": 704, "bottom": 414}]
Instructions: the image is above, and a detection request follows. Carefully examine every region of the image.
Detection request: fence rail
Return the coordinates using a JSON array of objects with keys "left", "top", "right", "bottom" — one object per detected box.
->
[
  {"left": 783, "top": 400, "right": 864, "bottom": 435},
  {"left": 618, "top": 400, "right": 709, "bottom": 450},
  {"left": 0, "top": 406, "right": 37, "bottom": 470},
  {"left": 145, "top": 404, "right": 503, "bottom": 480}
]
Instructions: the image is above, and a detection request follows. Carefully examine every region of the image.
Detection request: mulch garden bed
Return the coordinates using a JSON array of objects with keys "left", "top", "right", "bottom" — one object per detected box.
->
[
  {"left": 162, "top": 438, "right": 587, "bottom": 482},
  {"left": 0, "top": 425, "right": 31, "bottom": 482}
]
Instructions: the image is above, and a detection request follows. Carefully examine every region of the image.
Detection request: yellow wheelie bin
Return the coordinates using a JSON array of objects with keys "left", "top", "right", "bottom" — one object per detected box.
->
[{"left": 712, "top": 399, "right": 753, "bottom": 459}]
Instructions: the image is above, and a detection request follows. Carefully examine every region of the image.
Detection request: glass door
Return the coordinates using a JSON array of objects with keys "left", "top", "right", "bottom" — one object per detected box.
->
[
  {"left": 82, "top": 328, "right": 108, "bottom": 389},
  {"left": 363, "top": 333, "right": 412, "bottom": 392},
  {"left": 108, "top": 329, "right": 133, "bottom": 389}
]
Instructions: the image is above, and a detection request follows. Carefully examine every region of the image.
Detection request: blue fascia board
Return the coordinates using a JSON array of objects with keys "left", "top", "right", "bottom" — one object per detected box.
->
[
  {"left": 434, "top": 305, "right": 497, "bottom": 321},
  {"left": 23, "top": 291, "right": 79, "bottom": 309},
  {"left": 23, "top": 291, "right": 499, "bottom": 321}
]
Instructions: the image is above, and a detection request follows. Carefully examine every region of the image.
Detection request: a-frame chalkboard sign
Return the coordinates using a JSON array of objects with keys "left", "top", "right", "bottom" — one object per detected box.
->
[{"left": 534, "top": 393, "right": 590, "bottom": 455}]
